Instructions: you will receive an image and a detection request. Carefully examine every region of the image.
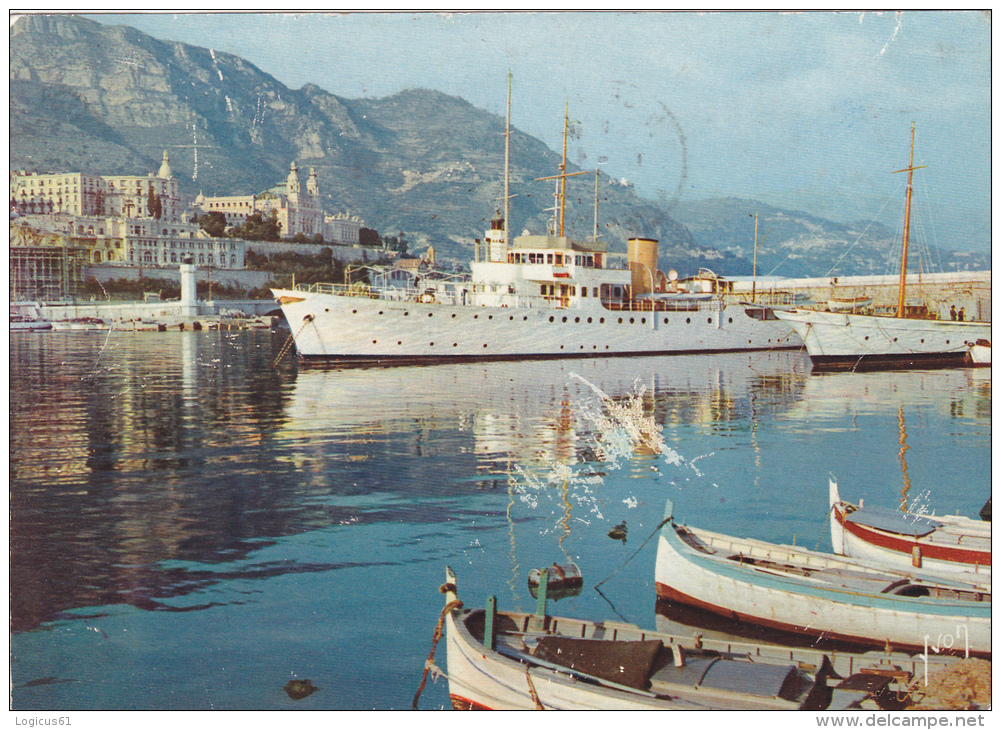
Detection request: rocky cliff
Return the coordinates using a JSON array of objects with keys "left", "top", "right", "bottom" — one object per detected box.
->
[{"left": 10, "top": 14, "right": 989, "bottom": 276}]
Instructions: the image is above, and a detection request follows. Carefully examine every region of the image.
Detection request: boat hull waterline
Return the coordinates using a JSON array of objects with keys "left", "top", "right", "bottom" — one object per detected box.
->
[
  {"left": 273, "top": 289, "right": 797, "bottom": 366},
  {"left": 775, "top": 309, "right": 991, "bottom": 371},
  {"left": 439, "top": 568, "right": 926, "bottom": 711},
  {"left": 654, "top": 502, "right": 990, "bottom": 658},
  {"left": 829, "top": 479, "right": 990, "bottom": 581}
]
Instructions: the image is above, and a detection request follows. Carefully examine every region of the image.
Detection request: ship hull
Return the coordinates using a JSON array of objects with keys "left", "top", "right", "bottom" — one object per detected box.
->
[
  {"left": 273, "top": 289, "right": 798, "bottom": 366},
  {"left": 774, "top": 309, "right": 991, "bottom": 371}
]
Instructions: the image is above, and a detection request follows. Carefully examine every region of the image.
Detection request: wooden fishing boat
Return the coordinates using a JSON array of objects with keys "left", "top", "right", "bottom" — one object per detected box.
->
[
  {"left": 830, "top": 478, "right": 990, "bottom": 580},
  {"left": 654, "top": 501, "right": 990, "bottom": 658},
  {"left": 436, "top": 567, "right": 944, "bottom": 711}
]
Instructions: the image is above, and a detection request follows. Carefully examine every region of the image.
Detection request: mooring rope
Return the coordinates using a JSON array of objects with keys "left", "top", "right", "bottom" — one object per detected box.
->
[
  {"left": 412, "top": 596, "right": 463, "bottom": 710},
  {"left": 272, "top": 315, "right": 313, "bottom": 368},
  {"left": 593, "top": 515, "right": 673, "bottom": 591},
  {"left": 525, "top": 664, "right": 545, "bottom": 710}
]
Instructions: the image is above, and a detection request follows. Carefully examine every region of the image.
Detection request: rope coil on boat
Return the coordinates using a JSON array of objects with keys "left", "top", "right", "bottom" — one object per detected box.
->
[{"left": 412, "top": 597, "right": 463, "bottom": 709}]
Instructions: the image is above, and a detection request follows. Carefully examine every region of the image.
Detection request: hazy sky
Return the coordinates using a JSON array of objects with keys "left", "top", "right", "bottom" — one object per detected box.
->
[{"left": 86, "top": 11, "right": 991, "bottom": 253}]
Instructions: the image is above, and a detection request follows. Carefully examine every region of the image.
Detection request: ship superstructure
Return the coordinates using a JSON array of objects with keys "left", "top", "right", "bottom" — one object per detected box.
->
[{"left": 273, "top": 80, "right": 798, "bottom": 366}]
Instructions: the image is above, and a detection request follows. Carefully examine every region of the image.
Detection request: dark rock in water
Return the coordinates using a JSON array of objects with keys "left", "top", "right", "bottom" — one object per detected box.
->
[
  {"left": 608, "top": 521, "right": 628, "bottom": 543},
  {"left": 980, "top": 498, "right": 991, "bottom": 522},
  {"left": 284, "top": 679, "right": 319, "bottom": 700}
]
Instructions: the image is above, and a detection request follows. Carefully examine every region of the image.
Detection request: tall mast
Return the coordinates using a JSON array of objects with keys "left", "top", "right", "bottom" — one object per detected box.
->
[
  {"left": 504, "top": 71, "right": 511, "bottom": 245},
  {"left": 593, "top": 169, "right": 599, "bottom": 242},
  {"left": 559, "top": 100, "right": 569, "bottom": 238},
  {"left": 892, "top": 123, "right": 925, "bottom": 319},
  {"left": 535, "top": 102, "right": 589, "bottom": 236},
  {"left": 752, "top": 212, "right": 759, "bottom": 303}
]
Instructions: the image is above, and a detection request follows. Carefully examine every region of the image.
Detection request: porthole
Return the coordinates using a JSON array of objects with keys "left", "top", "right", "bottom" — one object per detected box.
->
[
  {"left": 587, "top": 317, "right": 592, "bottom": 324},
  {"left": 430, "top": 342, "right": 434, "bottom": 346},
  {"left": 920, "top": 339, "right": 925, "bottom": 344},
  {"left": 864, "top": 336, "right": 869, "bottom": 340},
  {"left": 685, "top": 317, "right": 691, "bottom": 324},
  {"left": 404, "top": 311, "right": 410, "bottom": 316},
  {"left": 728, "top": 317, "right": 733, "bottom": 324},
  {"left": 451, "top": 313, "right": 456, "bottom": 318},
  {"left": 574, "top": 317, "right": 580, "bottom": 323},
  {"left": 562, "top": 316, "right": 568, "bottom": 323},
  {"left": 599, "top": 318, "right": 605, "bottom": 324},
  {"left": 618, "top": 318, "right": 623, "bottom": 324},
  {"left": 428, "top": 312, "right": 433, "bottom": 318},
  {"left": 629, "top": 317, "right": 635, "bottom": 324},
  {"left": 663, "top": 318, "right": 669, "bottom": 325},
  {"left": 352, "top": 309, "right": 357, "bottom": 314},
  {"left": 483, "top": 343, "right": 488, "bottom": 348},
  {"left": 453, "top": 343, "right": 458, "bottom": 347},
  {"left": 397, "top": 341, "right": 402, "bottom": 345},
  {"left": 523, "top": 316, "right": 528, "bottom": 321},
  {"left": 373, "top": 340, "right": 377, "bottom": 344},
  {"left": 707, "top": 317, "right": 712, "bottom": 324},
  {"left": 641, "top": 318, "right": 646, "bottom": 324},
  {"left": 474, "top": 314, "right": 479, "bottom": 319},
  {"left": 509, "top": 315, "right": 514, "bottom": 321},
  {"left": 549, "top": 316, "right": 555, "bottom": 323},
  {"left": 378, "top": 310, "right": 383, "bottom": 315},
  {"left": 488, "top": 315, "right": 493, "bottom": 320},
  {"left": 893, "top": 337, "right": 898, "bottom": 342},
  {"left": 326, "top": 308, "right": 330, "bottom": 313}
]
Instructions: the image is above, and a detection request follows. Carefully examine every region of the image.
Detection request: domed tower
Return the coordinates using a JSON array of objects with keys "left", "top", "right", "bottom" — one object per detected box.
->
[
  {"left": 306, "top": 167, "right": 320, "bottom": 201},
  {"left": 157, "top": 150, "right": 173, "bottom": 179},
  {"left": 286, "top": 162, "right": 301, "bottom": 203}
]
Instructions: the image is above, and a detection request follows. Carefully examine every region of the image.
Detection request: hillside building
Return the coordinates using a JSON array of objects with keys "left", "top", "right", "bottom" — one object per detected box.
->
[
  {"left": 10, "top": 152, "right": 248, "bottom": 299},
  {"left": 11, "top": 152, "right": 182, "bottom": 221},
  {"left": 194, "top": 162, "right": 366, "bottom": 245}
]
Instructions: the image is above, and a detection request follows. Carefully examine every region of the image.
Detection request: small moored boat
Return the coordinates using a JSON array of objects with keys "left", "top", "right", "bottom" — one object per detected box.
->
[
  {"left": 436, "top": 567, "right": 939, "bottom": 711},
  {"left": 829, "top": 478, "right": 990, "bottom": 580},
  {"left": 967, "top": 339, "right": 991, "bottom": 367},
  {"left": 654, "top": 501, "right": 990, "bottom": 658},
  {"left": 50, "top": 317, "right": 111, "bottom": 331}
]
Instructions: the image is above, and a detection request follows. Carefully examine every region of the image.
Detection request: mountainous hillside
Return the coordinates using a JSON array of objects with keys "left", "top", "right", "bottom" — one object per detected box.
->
[
  {"left": 669, "top": 198, "right": 990, "bottom": 278},
  {"left": 10, "top": 14, "right": 989, "bottom": 276}
]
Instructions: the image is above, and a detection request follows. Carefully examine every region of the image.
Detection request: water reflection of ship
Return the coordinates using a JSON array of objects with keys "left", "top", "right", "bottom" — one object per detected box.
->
[
  {"left": 281, "top": 351, "right": 810, "bottom": 468},
  {"left": 781, "top": 367, "right": 991, "bottom": 423}
]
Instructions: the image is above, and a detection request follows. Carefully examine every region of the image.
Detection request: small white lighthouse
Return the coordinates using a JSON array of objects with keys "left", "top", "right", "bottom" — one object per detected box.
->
[{"left": 179, "top": 254, "right": 198, "bottom": 318}]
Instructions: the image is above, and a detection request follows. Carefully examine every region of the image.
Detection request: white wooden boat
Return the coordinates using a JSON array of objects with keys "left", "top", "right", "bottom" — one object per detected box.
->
[
  {"left": 967, "top": 338, "right": 991, "bottom": 367},
  {"left": 826, "top": 296, "right": 873, "bottom": 313},
  {"left": 9, "top": 314, "right": 52, "bottom": 331},
  {"left": 50, "top": 317, "right": 111, "bottom": 331},
  {"left": 654, "top": 501, "right": 990, "bottom": 658},
  {"left": 437, "top": 567, "right": 934, "bottom": 711},
  {"left": 9, "top": 303, "right": 51, "bottom": 331},
  {"left": 830, "top": 478, "right": 990, "bottom": 580},
  {"left": 774, "top": 125, "right": 991, "bottom": 372}
]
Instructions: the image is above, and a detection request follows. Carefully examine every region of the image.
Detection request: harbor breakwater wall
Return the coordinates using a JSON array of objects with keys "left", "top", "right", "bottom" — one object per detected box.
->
[{"left": 729, "top": 270, "right": 991, "bottom": 321}]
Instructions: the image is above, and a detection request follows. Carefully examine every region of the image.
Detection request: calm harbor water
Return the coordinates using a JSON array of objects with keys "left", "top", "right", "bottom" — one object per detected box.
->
[{"left": 9, "top": 330, "right": 992, "bottom": 711}]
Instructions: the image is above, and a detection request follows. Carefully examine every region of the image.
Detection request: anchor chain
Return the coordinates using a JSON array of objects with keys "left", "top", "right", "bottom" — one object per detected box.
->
[{"left": 273, "top": 314, "right": 313, "bottom": 368}]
